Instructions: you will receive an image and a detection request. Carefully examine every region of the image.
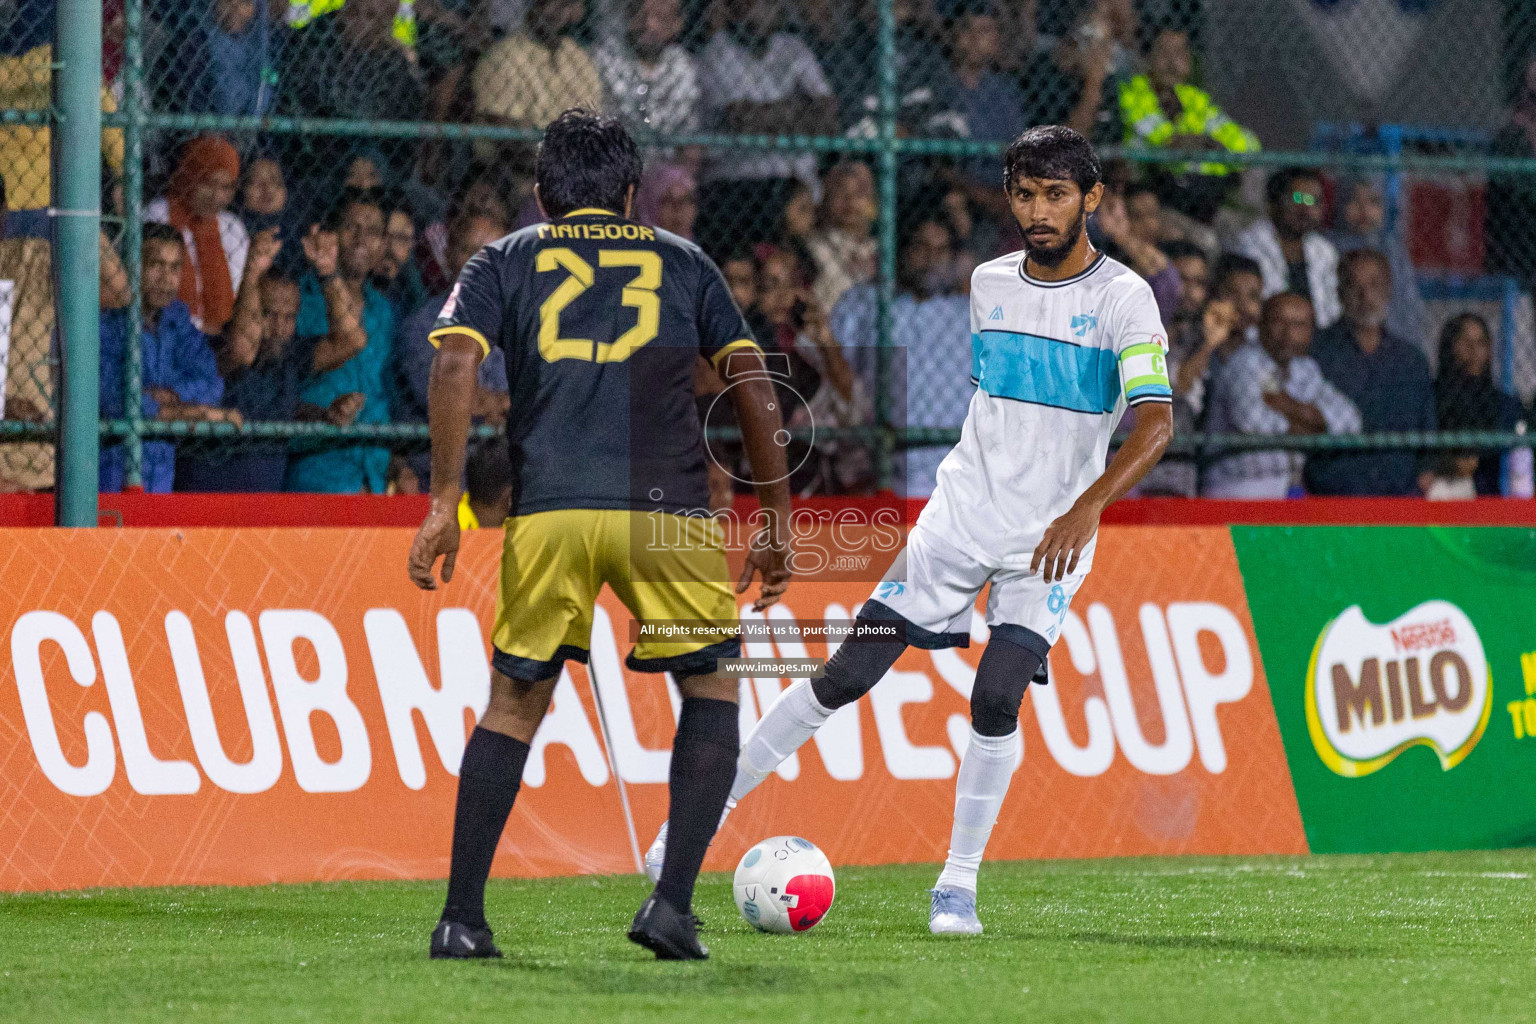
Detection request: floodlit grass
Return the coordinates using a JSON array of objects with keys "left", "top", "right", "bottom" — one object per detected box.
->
[{"left": 3, "top": 851, "right": 1534, "bottom": 1023}]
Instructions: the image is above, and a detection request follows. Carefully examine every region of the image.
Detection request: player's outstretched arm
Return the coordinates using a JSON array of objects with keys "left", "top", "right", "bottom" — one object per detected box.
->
[
  {"left": 725, "top": 355, "right": 794, "bottom": 611},
  {"left": 408, "top": 333, "right": 484, "bottom": 590},
  {"left": 1031, "top": 402, "right": 1173, "bottom": 583}
]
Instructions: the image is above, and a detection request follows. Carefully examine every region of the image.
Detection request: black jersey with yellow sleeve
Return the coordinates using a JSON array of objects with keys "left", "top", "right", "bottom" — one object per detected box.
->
[{"left": 430, "top": 209, "right": 761, "bottom": 517}]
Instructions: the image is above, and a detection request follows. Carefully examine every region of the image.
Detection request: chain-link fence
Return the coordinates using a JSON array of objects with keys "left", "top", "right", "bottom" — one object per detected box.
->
[{"left": 4, "top": 0, "right": 1536, "bottom": 503}]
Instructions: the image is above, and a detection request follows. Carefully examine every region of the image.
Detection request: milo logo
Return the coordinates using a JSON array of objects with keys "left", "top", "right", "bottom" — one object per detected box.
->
[{"left": 1306, "top": 600, "right": 1492, "bottom": 777}]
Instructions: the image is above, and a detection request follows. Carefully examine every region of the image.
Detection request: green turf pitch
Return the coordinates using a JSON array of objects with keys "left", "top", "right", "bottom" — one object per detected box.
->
[{"left": 3, "top": 852, "right": 1534, "bottom": 1023}]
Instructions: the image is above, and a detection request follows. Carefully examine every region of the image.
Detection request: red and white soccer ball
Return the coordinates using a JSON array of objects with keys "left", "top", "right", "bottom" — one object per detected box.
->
[{"left": 733, "top": 836, "right": 836, "bottom": 934}]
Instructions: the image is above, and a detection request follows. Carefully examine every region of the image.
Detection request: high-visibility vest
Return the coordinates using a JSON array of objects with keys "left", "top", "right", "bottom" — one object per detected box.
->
[
  {"left": 1117, "top": 74, "right": 1258, "bottom": 176},
  {"left": 286, "top": 0, "right": 418, "bottom": 48}
]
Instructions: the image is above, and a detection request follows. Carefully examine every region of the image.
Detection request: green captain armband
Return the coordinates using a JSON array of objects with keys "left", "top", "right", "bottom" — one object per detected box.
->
[{"left": 1120, "top": 341, "right": 1172, "bottom": 405}]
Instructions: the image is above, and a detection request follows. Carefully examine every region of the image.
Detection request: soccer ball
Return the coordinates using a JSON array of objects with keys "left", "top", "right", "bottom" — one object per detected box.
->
[{"left": 732, "top": 836, "right": 836, "bottom": 934}]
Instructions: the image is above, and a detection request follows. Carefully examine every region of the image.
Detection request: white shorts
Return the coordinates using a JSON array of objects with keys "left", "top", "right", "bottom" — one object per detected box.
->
[{"left": 866, "top": 519, "right": 1091, "bottom": 651}]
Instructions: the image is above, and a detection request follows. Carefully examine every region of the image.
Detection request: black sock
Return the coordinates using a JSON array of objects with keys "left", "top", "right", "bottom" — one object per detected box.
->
[
  {"left": 655, "top": 697, "right": 739, "bottom": 915},
  {"left": 441, "top": 727, "right": 530, "bottom": 929}
]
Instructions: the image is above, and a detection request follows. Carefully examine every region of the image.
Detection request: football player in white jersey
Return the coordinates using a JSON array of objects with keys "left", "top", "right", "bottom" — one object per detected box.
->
[{"left": 645, "top": 126, "right": 1174, "bottom": 935}]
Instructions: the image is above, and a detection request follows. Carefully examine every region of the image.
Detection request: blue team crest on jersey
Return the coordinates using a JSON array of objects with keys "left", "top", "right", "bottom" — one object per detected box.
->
[
  {"left": 1070, "top": 311, "right": 1099, "bottom": 337},
  {"left": 988, "top": 305, "right": 1004, "bottom": 321},
  {"left": 876, "top": 580, "right": 905, "bottom": 599}
]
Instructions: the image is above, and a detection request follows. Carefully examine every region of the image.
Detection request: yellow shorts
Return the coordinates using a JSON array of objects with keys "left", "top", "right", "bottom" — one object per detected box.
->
[{"left": 490, "top": 509, "right": 741, "bottom": 681}]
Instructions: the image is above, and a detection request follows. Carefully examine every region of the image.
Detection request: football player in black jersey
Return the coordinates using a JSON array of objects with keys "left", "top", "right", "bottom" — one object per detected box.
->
[{"left": 409, "top": 109, "right": 793, "bottom": 961}]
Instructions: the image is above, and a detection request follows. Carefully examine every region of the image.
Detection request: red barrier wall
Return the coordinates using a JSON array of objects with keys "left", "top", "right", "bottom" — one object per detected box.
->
[{"left": 4, "top": 492, "right": 1536, "bottom": 528}]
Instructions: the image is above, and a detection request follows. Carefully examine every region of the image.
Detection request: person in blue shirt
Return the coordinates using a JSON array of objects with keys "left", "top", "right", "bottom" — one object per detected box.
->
[
  {"left": 830, "top": 213, "right": 974, "bottom": 497},
  {"left": 935, "top": 5, "right": 1028, "bottom": 219},
  {"left": 284, "top": 186, "right": 396, "bottom": 493},
  {"left": 99, "top": 224, "right": 241, "bottom": 492},
  {"left": 158, "top": 0, "right": 282, "bottom": 117},
  {"left": 1305, "top": 248, "right": 1437, "bottom": 496}
]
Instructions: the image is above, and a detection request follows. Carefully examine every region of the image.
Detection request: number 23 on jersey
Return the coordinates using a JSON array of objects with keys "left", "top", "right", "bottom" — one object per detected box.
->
[{"left": 536, "top": 247, "right": 662, "bottom": 364}]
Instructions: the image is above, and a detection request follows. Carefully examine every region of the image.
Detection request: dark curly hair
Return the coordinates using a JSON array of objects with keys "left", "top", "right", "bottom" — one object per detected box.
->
[
  {"left": 536, "top": 109, "right": 644, "bottom": 219},
  {"left": 1002, "top": 125, "right": 1102, "bottom": 194}
]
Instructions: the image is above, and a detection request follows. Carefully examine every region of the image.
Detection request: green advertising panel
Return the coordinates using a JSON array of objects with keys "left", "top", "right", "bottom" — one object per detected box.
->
[{"left": 1232, "top": 527, "right": 1536, "bottom": 854}]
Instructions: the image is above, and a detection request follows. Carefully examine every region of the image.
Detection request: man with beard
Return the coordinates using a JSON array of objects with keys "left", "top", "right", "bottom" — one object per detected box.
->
[
  {"left": 643, "top": 126, "right": 1174, "bottom": 936},
  {"left": 1304, "top": 248, "right": 1435, "bottom": 496},
  {"left": 285, "top": 187, "right": 396, "bottom": 492},
  {"left": 1234, "top": 167, "right": 1340, "bottom": 328}
]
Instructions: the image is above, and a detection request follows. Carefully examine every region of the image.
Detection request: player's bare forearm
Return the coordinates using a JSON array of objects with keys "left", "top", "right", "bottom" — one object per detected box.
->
[
  {"left": 728, "top": 370, "right": 791, "bottom": 526},
  {"left": 1082, "top": 402, "right": 1173, "bottom": 513},
  {"left": 409, "top": 333, "right": 484, "bottom": 591},
  {"left": 1031, "top": 402, "right": 1171, "bottom": 582},
  {"left": 427, "top": 334, "right": 484, "bottom": 507},
  {"left": 727, "top": 364, "right": 794, "bottom": 609}
]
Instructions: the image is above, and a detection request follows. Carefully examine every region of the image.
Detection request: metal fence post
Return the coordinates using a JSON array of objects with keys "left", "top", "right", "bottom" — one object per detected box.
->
[
  {"left": 122, "top": 0, "right": 145, "bottom": 490},
  {"left": 53, "top": 0, "right": 102, "bottom": 526},
  {"left": 874, "top": 0, "right": 897, "bottom": 493}
]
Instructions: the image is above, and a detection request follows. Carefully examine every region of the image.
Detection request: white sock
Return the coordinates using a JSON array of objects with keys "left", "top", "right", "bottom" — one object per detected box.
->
[
  {"left": 729, "top": 678, "right": 835, "bottom": 806},
  {"left": 934, "top": 728, "right": 1021, "bottom": 896},
  {"left": 652, "top": 683, "right": 833, "bottom": 854}
]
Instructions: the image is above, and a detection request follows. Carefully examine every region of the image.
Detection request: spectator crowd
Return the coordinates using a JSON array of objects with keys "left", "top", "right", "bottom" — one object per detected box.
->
[{"left": 1, "top": 0, "right": 1534, "bottom": 499}]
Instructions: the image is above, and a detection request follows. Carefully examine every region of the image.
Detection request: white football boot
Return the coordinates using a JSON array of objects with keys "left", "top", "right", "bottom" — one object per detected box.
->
[
  {"left": 643, "top": 821, "right": 669, "bottom": 885},
  {"left": 929, "top": 887, "right": 983, "bottom": 936}
]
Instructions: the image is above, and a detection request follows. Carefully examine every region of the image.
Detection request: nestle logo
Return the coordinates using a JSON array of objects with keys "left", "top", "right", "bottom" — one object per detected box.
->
[
  {"left": 1308, "top": 601, "right": 1490, "bottom": 777},
  {"left": 1390, "top": 619, "right": 1456, "bottom": 653}
]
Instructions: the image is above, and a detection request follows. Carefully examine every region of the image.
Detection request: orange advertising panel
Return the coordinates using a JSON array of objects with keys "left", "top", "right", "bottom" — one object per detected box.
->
[{"left": 0, "top": 526, "right": 1305, "bottom": 893}]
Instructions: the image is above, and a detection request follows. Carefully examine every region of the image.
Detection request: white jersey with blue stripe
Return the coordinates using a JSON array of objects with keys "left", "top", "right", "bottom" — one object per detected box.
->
[{"left": 920, "top": 249, "right": 1171, "bottom": 568}]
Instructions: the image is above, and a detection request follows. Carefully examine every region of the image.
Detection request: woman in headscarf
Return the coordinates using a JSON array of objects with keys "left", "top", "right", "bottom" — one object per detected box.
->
[
  {"left": 343, "top": 146, "right": 393, "bottom": 191},
  {"left": 238, "top": 150, "right": 304, "bottom": 277},
  {"left": 633, "top": 162, "right": 698, "bottom": 240},
  {"left": 1432, "top": 313, "right": 1525, "bottom": 496},
  {"left": 145, "top": 135, "right": 249, "bottom": 334}
]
